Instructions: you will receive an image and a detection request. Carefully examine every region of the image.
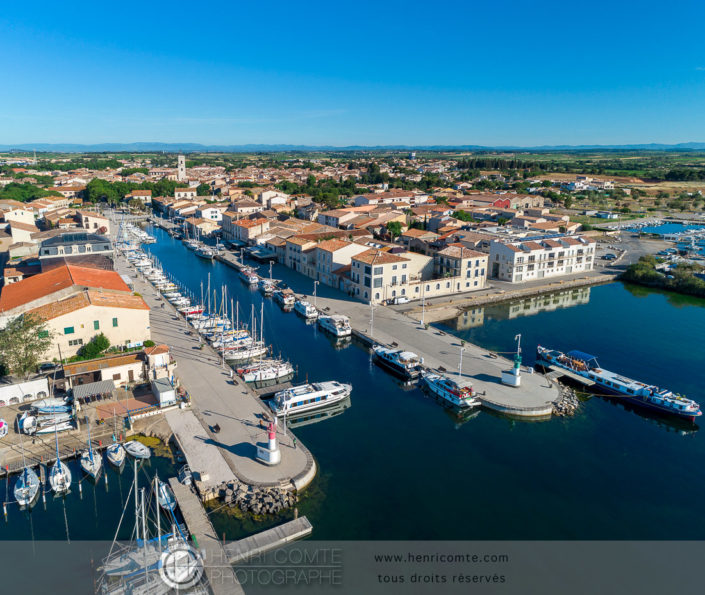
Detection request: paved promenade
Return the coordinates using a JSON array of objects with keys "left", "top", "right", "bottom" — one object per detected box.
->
[{"left": 114, "top": 255, "right": 315, "bottom": 489}]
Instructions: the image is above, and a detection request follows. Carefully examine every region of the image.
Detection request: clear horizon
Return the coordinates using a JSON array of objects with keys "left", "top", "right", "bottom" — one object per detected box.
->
[{"left": 2, "top": 0, "right": 704, "bottom": 146}]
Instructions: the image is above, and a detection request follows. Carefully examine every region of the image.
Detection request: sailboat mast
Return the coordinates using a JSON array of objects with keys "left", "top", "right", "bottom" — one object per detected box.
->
[
  {"left": 260, "top": 302, "right": 264, "bottom": 343},
  {"left": 134, "top": 459, "right": 140, "bottom": 542},
  {"left": 155, "top": 473, "right": 161, "bottom": 551}
]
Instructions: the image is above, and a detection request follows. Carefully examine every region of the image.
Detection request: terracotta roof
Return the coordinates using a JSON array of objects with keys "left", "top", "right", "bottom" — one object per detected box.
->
[
  {"left": 286, "top": 236, "right": 315, "bottom": 246},
  {"left": 354, "top": 249, "right": 409, "bottom": 265},
  {"left": 0, "top": 265, "right": 131, "bottom": 312},
  {"left": 144, "top": 344, "right": 169, "bottom": 356},
  {"left": 522, "top": 241, "right": 544, "bottom": 251},
  {"left": 316, "top": 239, "right": 352, "bottom": 253},
  {"left": 63, "top": 352, "right": 143, "bottom": 376},
  {"left": 438, "top": 245, "right": 487, "bottom": 259},
  {"left": 542, "top": 239, "right": 562, "bottom": 248},
  {"left": 9, "top": 221, "right": 39, "bottom": 233},
  {"left": 25, "top": 293, "right": 89, "bottom": 320},
  {"left": 25, "top": 290, "right": 148, "bottom": 322},
  {"left": 85, "top": 291, "right": 149, "bottom": 311},
  {"left": 401, "top": 228, "right": 437, "bottom": 238}
]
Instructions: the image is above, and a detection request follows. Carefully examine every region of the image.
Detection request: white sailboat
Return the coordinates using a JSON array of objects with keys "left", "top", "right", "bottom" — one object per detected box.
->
[
  {"left": 80, "top": 423, "right": 103, "bottom": 480},
  {"left": 49, "top": 421, "right": 72, "bottom": 495},
  {"left": 124, "top": 440, "right": 151, "bottom": 459},
  {"left": 14, "top": 433, "right": 40, "bottom": 508}
]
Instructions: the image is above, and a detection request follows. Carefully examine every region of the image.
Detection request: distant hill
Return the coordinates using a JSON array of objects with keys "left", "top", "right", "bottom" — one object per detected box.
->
[{"left": 2, "top": 142, "right": 705, "bottom": 153}]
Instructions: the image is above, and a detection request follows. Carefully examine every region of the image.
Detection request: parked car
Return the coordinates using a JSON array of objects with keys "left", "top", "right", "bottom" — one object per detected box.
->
[
  {"left": 388, "top": 296, "right": 410, "bottom": 305},
  {"left": 602, "top": 253, "right": 617, "bottom": 260}
]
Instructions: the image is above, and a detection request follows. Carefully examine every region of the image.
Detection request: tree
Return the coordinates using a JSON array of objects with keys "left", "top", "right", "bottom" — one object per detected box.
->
[
  {"left": 0, "top": 314, "right": 53, "bottom": 377},
  {"left": 196, "top": 183, "right": 211, "bottom": 196},
  {"left": 78, "top": 333, "right": 110, "bottom": 360},
  {"left": 386, "top": 221, "right": 403, "bottom": 239}
]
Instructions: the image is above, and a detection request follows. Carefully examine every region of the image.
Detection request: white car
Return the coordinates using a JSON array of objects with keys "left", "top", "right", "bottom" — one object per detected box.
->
[{"left": 389, "top": 296, "right": 410, "bottom": 305}]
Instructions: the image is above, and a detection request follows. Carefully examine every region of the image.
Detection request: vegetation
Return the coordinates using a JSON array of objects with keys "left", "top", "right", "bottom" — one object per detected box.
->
[
  {"left": 0, "top": 314, "right": 53, "bottom": 377},
  {"left": 84, "top": 178, "right": 183, "bottom": 204},
  {"left": 38, "top": 158, "right": 122, "bottom": 171},
  {"left": 0, "top": 182, "right": 61, "bottom": 202},
  {"left": 622, "top": 256, "right": 705, "bottom": 298},
  {"left": 77, "top": 333, "right": 111, "bottom": 360},
  {"left": 452, "top": 209, "right": 475, "bottom": 222},
  {"left": 386, "top": 221, "right": 402, "bottom": 239}
]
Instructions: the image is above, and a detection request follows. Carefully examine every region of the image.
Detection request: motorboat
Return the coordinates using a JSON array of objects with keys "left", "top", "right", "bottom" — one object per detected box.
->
[
  {"left": 372, "top": 345, "right": 424, "bottom": 379},
  {"left": 421, "top": 371, "right": 481, "bottom": 408},
  {"left": 294, "top": 299, "right": 318, "bottom": 319},
  {"left": 33, "top": 397, "right": 72, "bottom": 414},
  {"left": 239, "top": 267, "right": 259, "bottom": 285},
  {"left": 318, "top": 314, "right": 352, "bottom": 337},
  {"left": 178, "top": 465, "right": 193, "bottom": 486},
  {"left": 268, "top": 381, "right": 352, "bottom": 416},
  {"left": 0, "top": 418, "right": 7, "bottom": 439},
  {"left": 273, "top": 290, "right": 296, "bottom": 308}
]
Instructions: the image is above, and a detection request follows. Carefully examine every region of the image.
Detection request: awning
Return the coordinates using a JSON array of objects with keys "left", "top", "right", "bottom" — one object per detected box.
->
[
  {"left": 566, "top": 350, "right": 597, "bottom": 362},
  {"left": 72, "top": 379, "right": 116, "bottom": 399}
]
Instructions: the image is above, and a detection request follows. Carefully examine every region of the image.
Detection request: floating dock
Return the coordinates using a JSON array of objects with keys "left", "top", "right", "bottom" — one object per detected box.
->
[
  {"left": 224, "top": 516, "right": 313, "bottom": 564},
  {"left": 169, "top": 478, "right": 245, "bottom": 595}
]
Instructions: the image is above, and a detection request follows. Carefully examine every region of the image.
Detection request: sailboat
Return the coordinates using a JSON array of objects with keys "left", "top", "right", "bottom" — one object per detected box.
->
[
  {"left": 80, "top": 423, "right": 103, "bottom": 479},
  {"left": 106, "top": 410, "right": 126, "bottom": 468},
  {"left": 49, "top": 420, "right": 72, "bottom": 495},
  {"left": 154, "top": 473, "right": 176, "bottom": 512},
  {"left": 14, "top": 432, "right": 40, "bottom": 508}
]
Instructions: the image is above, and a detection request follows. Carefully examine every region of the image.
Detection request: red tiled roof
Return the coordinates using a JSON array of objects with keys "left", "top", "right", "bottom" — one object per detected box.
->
[{"left": 0, "top": 265, "right": 131, "bottom": 312}]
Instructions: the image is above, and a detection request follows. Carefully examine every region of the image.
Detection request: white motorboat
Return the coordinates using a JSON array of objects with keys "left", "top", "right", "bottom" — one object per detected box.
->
[
  {"left": 318, "top": 314, "right": 352, "bottom": 337},
  {"left": 178, "top": 464, "right": 193, "bottom": 486},
  {"left": 35, "top": 420, "right": 73, "bottom": 435},
  {"left": 195, "top": 246, "right": 215, "bottom": 260},
  {"left": 294, "top": 299, "right": 318, "bottom": 319},
  {"left": 239, "top": 267, "right": 259, "bottom": 285},
  {"left": 124, "top": 440, "right": 151, "bottom": 459},
  {"left": 268, "top": 381, "right": 352, "bottom": 416},
  {"left": 421, "top": 371, "right": 481, "bottom": 409},
  {"left": 33, "top": 397, "right": 71, "bottom": 414},
  {"left": 259, "top": 279, "right": 275, "bottom": 295},
  {"left": 0, "top": 418, "right": 7, "bottom": 439},
  {"left": 274, "top": 290, "right": 295, "bottom": 308}
]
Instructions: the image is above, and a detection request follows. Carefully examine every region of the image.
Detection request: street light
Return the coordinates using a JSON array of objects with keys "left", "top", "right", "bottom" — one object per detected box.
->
[
  {"left": 370, "top": 302, "right": 375, "bottom": 337},
  {"left": 458, "top": 346, "right": 466, "bottom": 379},
  {"left": 313, "top": 281, "right": 319, "bottom": 308}
]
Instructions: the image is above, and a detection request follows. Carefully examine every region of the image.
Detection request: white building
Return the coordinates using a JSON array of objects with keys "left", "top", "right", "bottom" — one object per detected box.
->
[{"left": 489, "top": 236, "right": 596, "bottom": 283}]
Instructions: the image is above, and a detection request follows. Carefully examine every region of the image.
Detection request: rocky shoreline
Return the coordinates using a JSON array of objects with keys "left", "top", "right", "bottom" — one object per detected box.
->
[
  {"left": 217, "top": 480, "right": 297, "bottom": 515},
  {"left": 553, "top": 385, "right": 580, "bottom": 416}
]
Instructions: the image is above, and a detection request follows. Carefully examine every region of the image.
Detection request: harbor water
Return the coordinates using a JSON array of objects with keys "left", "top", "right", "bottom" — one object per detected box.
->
[{"left": 5, "top": 223, "right": 705, "bottom": 542}]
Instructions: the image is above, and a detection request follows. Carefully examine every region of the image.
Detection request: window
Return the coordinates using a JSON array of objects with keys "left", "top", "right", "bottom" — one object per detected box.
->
[
  {"left": 94, "top": 320, "right": 100, "bottom": 330},
  {"left": 373, "top": 266, "right": 383, "bottom": 275},
  {"left": 402, "top": 263, "right": 407, "bottom": 269},
  {"left": 392, "top": 264, "right": 398, "bottom": 270},
  {"left": 391, "top": 276, "right": 397, "bottom": 285},
  {"left": 373, "top": 278, "right": 382, "bottom": 288},
  {"left": 112, "top": 318, "right": 118, "bottom": 327},
  {"left": 64, "top": 326, "right": 74, "bottom": 335}
]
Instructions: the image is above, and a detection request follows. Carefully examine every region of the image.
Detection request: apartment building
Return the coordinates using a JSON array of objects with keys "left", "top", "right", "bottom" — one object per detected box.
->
[
  {"left": 489, "top": 236, "right": 596, "bottom": 283},
  {"left": 435, "top": 245, "right": 488, "bottom": 291},
  {"left": 77, "top": 211, "right": 111, "bottom": 235},
  {"left": 174, "top": 187, "right": 198, "bottom": 200}
]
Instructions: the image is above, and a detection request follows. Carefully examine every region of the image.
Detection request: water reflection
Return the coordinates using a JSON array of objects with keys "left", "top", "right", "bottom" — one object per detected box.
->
[
  {"left": 446, "top": 287, "right": 592, "bottom": 330},
  {"left": 286, "top": 396, "right": 352, "bottom": 430}
]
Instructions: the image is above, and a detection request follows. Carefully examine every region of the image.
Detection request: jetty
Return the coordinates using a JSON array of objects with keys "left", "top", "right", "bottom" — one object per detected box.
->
[
  {"left": 169, "top": 478, "right": 245, "bottom": 595},
  {"left": 310, "top": 298, "right": 560, "bottom": 418},
  {"left": 113, "top": 250, "right": 316, "bottom": 491},
  {"left": 224, "top": 516, "right": 313, "bottom": 564}
]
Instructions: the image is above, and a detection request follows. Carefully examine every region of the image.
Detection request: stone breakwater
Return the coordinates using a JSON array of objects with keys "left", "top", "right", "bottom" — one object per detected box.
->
[
  {"left": 553, "top": 385, "right": 580, "bottom": 417},
  {"left": 216, "top": 480, "right": 297, "bottom": 515}
]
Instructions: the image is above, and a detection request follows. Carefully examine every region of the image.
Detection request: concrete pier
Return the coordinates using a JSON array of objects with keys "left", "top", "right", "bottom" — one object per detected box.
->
[
  {"left": 113, "top": 247, "right": 316, "bottom": 490},
  {"left": 224, "top": 516, "right": 313, "bottom": 564},
  {"left": 169, "top": 478, "right": 245, "bottom": 595}
]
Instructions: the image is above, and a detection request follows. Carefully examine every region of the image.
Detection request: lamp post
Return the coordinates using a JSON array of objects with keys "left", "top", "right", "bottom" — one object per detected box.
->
[
  {"left": 269, "top": 261, "right": 273, "bottom": 280},
  {"left": 458, "top": 346, "right": 466, "bottom": 379},
  {"left": 313, "top": 281, "right": 319, "bottom": 308},
  {"left": 370, "top": 302, "right": 375, "bottom": 337}
]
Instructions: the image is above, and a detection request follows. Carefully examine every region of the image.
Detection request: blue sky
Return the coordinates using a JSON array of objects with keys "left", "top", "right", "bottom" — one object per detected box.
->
[{"left": 1, "top": 0, "right": 704, "bottom": 146}]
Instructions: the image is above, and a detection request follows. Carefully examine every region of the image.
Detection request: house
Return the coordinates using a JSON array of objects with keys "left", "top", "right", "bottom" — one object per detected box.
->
[
  {"left": 174, "top": 187, "right": 198, "bottom": 200},
  {"left": 314, "top": 239, "right": 370, "bottom": 287},
  {"left": 258, "top": 190, "right": 290, "bottom": 208},
  {"left": 77, "top": 211, "right": 111, "bottom": 235},
  {"left": 47, "top": 186, "right": 85, "bottom": 199},
  {"left": 435, "top": 245, "right": 488, "bottom": 291},
  {"left": 1, "top": 206, "right": 35, "bottom": 226},
  {"left": 285, "top": 236, "right": 317, "bottom": 276},
  {"left": 195, "top": 205, "right": 227, "bottom": 222},
  {"left": 125, "top": 190, "right": 152, "bottom": 204},
  {"left": 231, "top": 219, "right": 271, "bottom": 244},
  {"left": 0, "top": 265, "right": 150, "bottom": 359},
  {"left": 184, "top": 217, "right": 220, "bottom": 238},
  {"left": 352, "top": 189, "right": 427, "bottom": 207},
  {"left": 489, "top": 236, "right": 596, "bottom": 283}
]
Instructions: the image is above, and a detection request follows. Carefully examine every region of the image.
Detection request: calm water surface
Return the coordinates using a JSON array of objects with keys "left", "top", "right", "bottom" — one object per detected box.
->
[{"left": 7, "top": 224, "right": 705, "bottom": 541}]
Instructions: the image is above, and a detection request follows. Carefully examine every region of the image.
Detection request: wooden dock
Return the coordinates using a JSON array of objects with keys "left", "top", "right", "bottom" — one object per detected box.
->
[
  {"left": 224, "top": 516, "right": 313, "bottom": 564},
  {"left": 169, "top": 478, "right": 245, "bottom": 595}
]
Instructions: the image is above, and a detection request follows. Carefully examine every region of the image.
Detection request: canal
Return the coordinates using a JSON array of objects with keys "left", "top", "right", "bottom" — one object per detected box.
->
[{"left": 5, "top": 223, "right": 705, "bottom": 542}]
